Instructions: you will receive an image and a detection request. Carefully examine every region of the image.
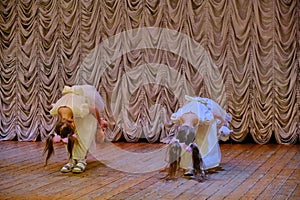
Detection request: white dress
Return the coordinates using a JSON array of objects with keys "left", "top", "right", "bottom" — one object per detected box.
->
[
  {"left": 171, "top": 95, "right": 230, "bottom": 170},
  {"left": 50, "top": 85, "right": 104, "bottom": 160}
]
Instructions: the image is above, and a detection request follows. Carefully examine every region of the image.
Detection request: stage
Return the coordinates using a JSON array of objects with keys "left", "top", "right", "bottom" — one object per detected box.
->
[{"left": 0, "top": 141, "right": 299, "bottom": 200}]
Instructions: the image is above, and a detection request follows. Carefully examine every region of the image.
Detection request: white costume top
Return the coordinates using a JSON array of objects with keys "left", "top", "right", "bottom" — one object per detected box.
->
[
  {"left": 194, "top": 96, "right": 232, "bottom": 141},
  {"left": 171, "top": 96, "right": 214, "bottom": 125},
  {"left": 50, "top": 85, "right": 104, "bottom": 117}
]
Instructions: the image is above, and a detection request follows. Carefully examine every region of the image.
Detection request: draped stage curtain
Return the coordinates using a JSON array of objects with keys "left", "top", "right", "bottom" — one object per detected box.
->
[{"left": 0, "top": 0, "right": 299, "bottom": 144}]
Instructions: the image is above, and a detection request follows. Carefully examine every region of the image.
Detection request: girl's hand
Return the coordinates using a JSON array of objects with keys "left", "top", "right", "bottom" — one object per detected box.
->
[{"left": 100, "top": 118, "right": 108, "bottom": 130}]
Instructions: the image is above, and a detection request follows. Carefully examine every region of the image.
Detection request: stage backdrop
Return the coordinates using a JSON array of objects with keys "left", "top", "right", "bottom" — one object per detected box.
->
[{"left": 0, "top": 0, "right": 299, "bottom": 144}]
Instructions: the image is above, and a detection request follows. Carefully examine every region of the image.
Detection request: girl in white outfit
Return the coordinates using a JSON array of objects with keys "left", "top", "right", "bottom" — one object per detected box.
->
[
  {"left": 171, "top": 95, "right": 232, "bottom": 175},
  {"left": 44, "top": 85, "right": 107, "bottom": 173}
]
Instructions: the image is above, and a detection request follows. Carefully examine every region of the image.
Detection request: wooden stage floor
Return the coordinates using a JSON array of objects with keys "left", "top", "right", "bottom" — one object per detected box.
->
[{"left": 0, "top": 141, "right": 299, "bottom": 200}]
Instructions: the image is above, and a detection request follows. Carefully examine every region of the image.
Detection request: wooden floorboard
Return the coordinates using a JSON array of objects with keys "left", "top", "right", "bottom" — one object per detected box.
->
[{"left": 0, "top": 141, "right": 299, "bottom": 200}]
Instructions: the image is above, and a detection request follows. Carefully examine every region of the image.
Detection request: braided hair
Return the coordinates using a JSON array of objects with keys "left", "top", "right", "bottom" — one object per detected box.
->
[
  {"left": 43, "top": 121, "right": 76, "bottom": 165},
  {"left": 166, "top": 140, "right": 182, "bottom": 180},
  {"left": 189, "top": 143, "right": 206, "bottom": 182},
  {"left": 176, "top": 125, "right": 195, "bottom": 145},
  {"left": 166, "top": 125, "right": 206, "bottom": 182},
  {"left": 165, "top": 125, "right": 196, "bottom": 180}
]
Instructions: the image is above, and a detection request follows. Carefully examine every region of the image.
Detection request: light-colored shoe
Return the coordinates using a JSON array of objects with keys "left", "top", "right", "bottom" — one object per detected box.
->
[
  {"left": 60, "top": 162, "right": 75, "bottom": 173},
  {"left": 184, "top": 169, "right": 194, "bottom": 176},
  {"left": 72, "top": 162, "right": 86, "bottom": 173}
]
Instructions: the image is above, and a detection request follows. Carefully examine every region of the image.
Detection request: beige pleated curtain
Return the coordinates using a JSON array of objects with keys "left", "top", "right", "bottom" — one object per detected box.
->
[{"left": 0, "top": 0, "right": 299, "bottom": 144}]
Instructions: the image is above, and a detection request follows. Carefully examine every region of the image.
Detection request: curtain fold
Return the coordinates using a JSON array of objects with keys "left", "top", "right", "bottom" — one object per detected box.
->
[{"left": 0, "top": 0, "right": 299, "bottom": 144}]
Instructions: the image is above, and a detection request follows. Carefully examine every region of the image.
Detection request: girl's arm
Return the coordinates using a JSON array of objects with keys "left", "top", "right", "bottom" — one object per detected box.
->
[
  {"left": 89, "top": 107, "right": 108, "bottom": 129},
  {"left": 213, "top": 112, "right": 226, "bottom": 126}
]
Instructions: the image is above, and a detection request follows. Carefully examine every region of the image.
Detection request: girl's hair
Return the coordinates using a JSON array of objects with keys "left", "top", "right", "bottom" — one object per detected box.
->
[
  {"left": 55, "top": 121, "right": 73, "bottom": 138},
  {"left": 190, "top": 143, "right": 206, "bottom": 182},
  {"left": 43, "top": 121, "right": 76, "bottom": 165},
  {"left": 166, "top": 140, "right": 182, "bottom": 180},
  {"left": 165, "top": 125, "right": 195, "bottom": 180},
  {"left": 43, "top": 133, "right": 55, "bottom": 166},
  {"left": 190, "top": 143, "right": 201, "bottom": 174},
  {"left": 167, "top": 125, "right": 206, "bottom": 182},
  {"left": 176, "top": 125, "right": 195, "bottom": 145}
]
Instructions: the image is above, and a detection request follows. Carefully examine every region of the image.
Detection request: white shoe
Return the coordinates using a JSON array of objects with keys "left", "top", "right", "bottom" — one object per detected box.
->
[
  {"left": 60, "top": 162, "right": 75, "bottom": 173},
  {"left": 184, "top": 169, "right": 194, "bottom": 176},
  {"left": 72, "top": 162, "right": 86, "bottom": 173}
]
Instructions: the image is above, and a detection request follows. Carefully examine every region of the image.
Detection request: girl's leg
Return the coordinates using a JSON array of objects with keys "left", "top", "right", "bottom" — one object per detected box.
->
[
  {"left": 72, "top": 114, "right": 97, "bottom": 173},
  {"left": 60, "top": 144, "right": 77, "bottom": 173}
]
